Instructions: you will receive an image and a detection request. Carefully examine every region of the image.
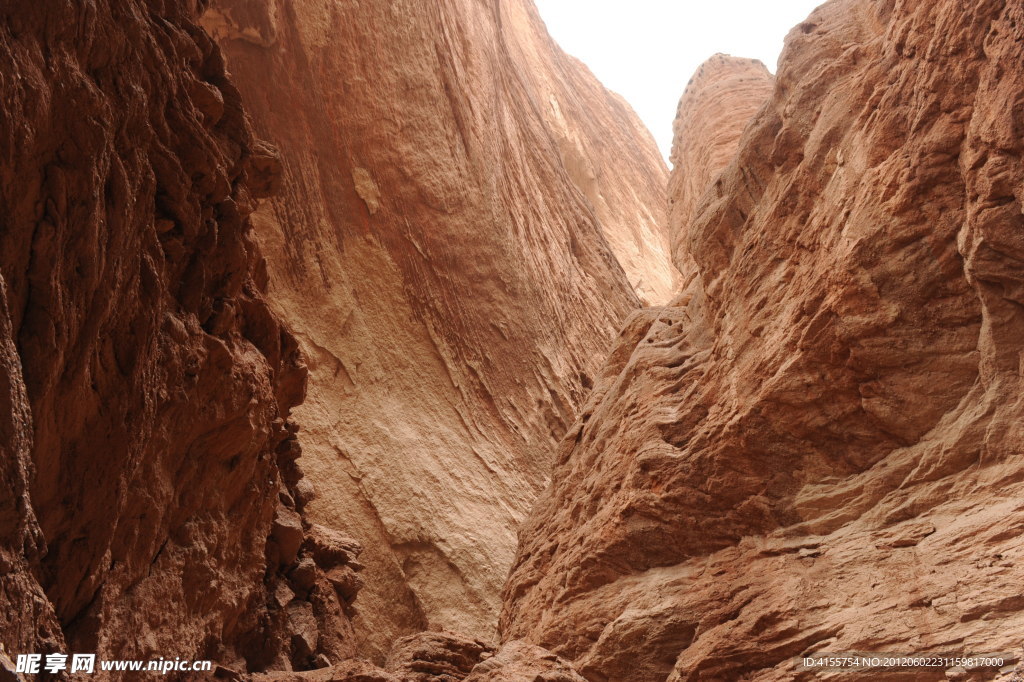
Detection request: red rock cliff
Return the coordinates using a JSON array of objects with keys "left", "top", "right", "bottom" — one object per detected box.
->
[
  {"left": 204, "top": 0, "right": 676, "bottom": 657},
  {"left": 502, "top": 0, "right": 1024, "bottom": 679},
  {"left": 668, "top": 54, "right": 773, "bottom": 279},
  {"left": 0, "top": 0, "right": 317, "bottom": 672}
]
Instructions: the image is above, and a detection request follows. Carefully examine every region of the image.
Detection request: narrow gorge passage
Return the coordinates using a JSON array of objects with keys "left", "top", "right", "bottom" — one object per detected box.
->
[
  {"left": 2, "top": 1, "right": 1024, "bottom": 681},
  {"left": 201, "top": 0, "right": 676, "bottom": 661}
]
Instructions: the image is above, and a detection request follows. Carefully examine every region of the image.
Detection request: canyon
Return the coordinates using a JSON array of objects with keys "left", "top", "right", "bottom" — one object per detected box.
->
[
  {"left": 201, "top": 0, "right": 675, "bottom": 659},
  {"left": 1, "top": 0, "right": 1023, "bottom": 681},
  {"left": 503, "top": 0, "right": 1024, "bottom": 679}
]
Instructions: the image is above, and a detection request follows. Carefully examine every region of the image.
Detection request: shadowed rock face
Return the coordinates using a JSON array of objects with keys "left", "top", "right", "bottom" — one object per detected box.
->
[
  {"left": 668, "top": 54, "right": 773, "bottom": 279},
  {"left": 0, "top": 275, "right": 62, "bottom": 659},
  {"left": 204, "top": 0, "right": 676, "bottom": 656},
  {"left": 0, "top": 0, "right": 307, "bottom": 670},
  {"left": 502, "top": 0, "right": 1024, "bottom": 679}
]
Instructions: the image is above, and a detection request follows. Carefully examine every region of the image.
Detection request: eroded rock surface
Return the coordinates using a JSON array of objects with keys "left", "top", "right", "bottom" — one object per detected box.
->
[
  {"left": 385, "top": 631, "right": 493, "bottom": 681},
  {"left": 0, "top": 275, "right": 62, "bottom": 660},
  {"left": 668, "top": 54, "right": 773, "bottom": 277},
  {"left": 205, "top": 0, "right": 675, "bottom": 656},
  {"left": 241, "top": 634, "right": 585, "bottom": 682},
  {"left": 244, "top": 660, "right": 400, "bottom": 682},
  {"left": 465, "top": 640, "right": 586, "bottom": 682},
  {"left": 0, "top": 0, "right": 326, "bottom": 673},
  {"left": 502, "top": 1, "right": 1024, "bottom": 679}
]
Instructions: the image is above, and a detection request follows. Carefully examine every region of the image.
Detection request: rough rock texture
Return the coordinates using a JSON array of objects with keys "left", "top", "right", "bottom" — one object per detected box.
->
[
  {"left": 245, "top": 660, "right": 400, "bottom": 682},
  {"left": 464, "top": 641, "right": 586, "bottom": 682},
  {"left": 667, "top": 54, "right": 773, "bottom": 277},
  {"left": 503, "top": 0, "right": 1024, "bottom": 680},
  {"left": 240, "top": 632, "right": 584, "bottom": 682},
  {"left": 0, "top": 0, "right": 331, "bottom": 673},
  {"left": 0, "top": 275, "right": 63, "bottom": 659},
  {"left": 241, "top": 635, "right": 585, "bottom": 682},
  {"left": 205, "top": 0, "right": 675, "bottom": 656},
  {"left": 385, "top": 631, "right": 493, "bottom": 681}
]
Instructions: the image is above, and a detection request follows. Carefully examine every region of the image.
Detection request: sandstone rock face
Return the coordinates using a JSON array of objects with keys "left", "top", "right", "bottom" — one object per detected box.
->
[
  {"left": 667, "top": 54, "right": 773, "bottom": 277},
  {"left": 385, "top": 631, "right": 493, "bottom": 681},
  {"left": 503, "top": 1, "right": 1024, "bottom": 679},
  {"left": 0, "top": 0, "right": 314, "bottom": 672},
  {"left": 247, "top": 660, "right": 400, "bottom": 682},
  {"left": 498, "top": 2, "right": 679, "bottom": 305},
  {"left": 0, "top": 275, "right": 63, "bottom": 659},
  {"left": 243, "top": 634, "right": 585, "bottom": 682},
  {"left": 205, "top": 0, "right": 675, "bottom": 655},
  {"left": 464, "top": 640, "right": 586, "bottom": 682}
]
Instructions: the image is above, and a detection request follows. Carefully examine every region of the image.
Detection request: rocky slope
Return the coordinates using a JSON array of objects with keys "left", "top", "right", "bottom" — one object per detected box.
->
[
  {"left": 668, "top": 54, "right": 773, "bottom": 278},
  {"left": 204, "top": 0, "right": 675, "bottom": 657},
  {"left": 502, "top": 0, "right": 1024, "bottom": 679},
  {"left": 247, "top": 630, "right": 586, "bottom": 682},
  {"left": 0, "top": 0, "right": 351, "bottom": 673}
]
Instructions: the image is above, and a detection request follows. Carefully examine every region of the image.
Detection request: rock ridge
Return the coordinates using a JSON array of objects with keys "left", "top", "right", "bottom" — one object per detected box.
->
[
  {"left": 668, "top": 53, "right": 774, "bottom": 280},
  {"left": 501, "top": 0, "right": 1024, "bottom": 679}
]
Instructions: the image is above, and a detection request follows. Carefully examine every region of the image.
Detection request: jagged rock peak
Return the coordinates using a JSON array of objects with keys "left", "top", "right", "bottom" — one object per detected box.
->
[{"left": 668, "top": 53, "right": 774, "bottom": 279}]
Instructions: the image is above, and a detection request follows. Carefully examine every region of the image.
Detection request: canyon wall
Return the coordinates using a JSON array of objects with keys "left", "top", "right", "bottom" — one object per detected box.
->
[
  {"left": 10, "top": 0, "right": 1021, "bottom": 679},
  {"left": 503, "top": 0, "right": 1024, "bottom": 679},
  {"left": 0, "top": 274, "right": 62, "bottom": 664},
  {"left": 0, "top": 0, "right": 339, "bottom": 673},
  {"left": 204, "top": 0, "right": 675, "bottom": 657},
  {"left": 668, "top": 54, "right": 773, "bottom": 278}
]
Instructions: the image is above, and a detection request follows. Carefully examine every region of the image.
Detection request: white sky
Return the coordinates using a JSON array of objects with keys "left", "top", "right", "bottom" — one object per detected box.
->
[{"left": 534, "top": 0, "right": 825, "bottom": 163}]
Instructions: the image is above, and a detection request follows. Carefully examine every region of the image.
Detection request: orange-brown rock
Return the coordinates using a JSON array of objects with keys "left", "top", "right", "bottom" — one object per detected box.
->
[
  {"left": 502, "top": 1, "right": 1024, "bottom": 679},
  {"left": 384, "top": 631, "right": 493, "bottom": 681},
  {"left": 241, "top": 635, "right": 586, "bottom": 682},
  {"left": 667, "top": 54, "right": 773, "bottom": 277},
  {"left": 280, "top": 632, "right": 585, "bottom": 682},
  {"left": 205, "top": 0, "right": 675, "bottom": 656},
  {"left": 245, "top": 660, "right": 399, "bottom": 682},
  {"left": 0, "top": 0, "right": 318, "bottom": 673},
  {"left": 0, "top": 275, "right": 63, "bottom": 659},
  {"left": 464, "top": 640, "right": 586, "bottom": 681}
]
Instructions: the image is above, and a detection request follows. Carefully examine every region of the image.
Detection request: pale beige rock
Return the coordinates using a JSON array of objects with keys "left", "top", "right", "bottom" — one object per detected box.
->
[
  {"left": 499, "top": 1, "right": 680, "bottom": 305},
  {"left": 205, "top": 0, "right": 675, "bottom": 658},
  {"left": 502, "top": 1, "right": 1024, "bottom": 679}
]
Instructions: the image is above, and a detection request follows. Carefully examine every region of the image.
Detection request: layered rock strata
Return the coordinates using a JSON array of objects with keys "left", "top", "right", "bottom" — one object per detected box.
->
[
  {"left": 503, "top": 0, "right": 1024, "bottom": 679},
  {"left": 205, "top": 0, "right": 675, "bottom": 655},
  {"left": 384, "top": 631, "right": 494, "bottom": 682}
]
